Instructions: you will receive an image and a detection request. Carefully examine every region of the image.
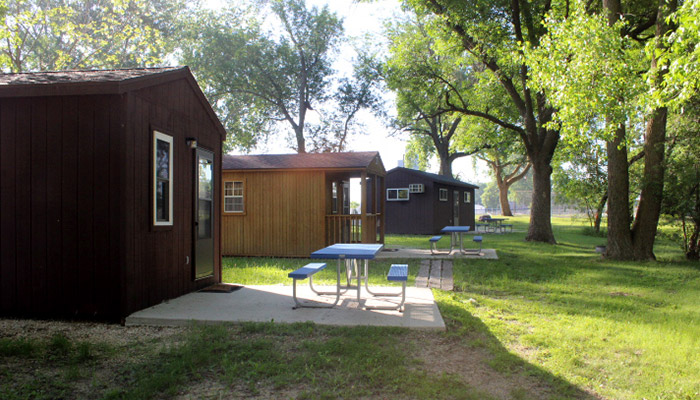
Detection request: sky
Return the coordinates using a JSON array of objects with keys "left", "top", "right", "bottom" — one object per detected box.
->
[{"left": 204, "top": 0, "right": 489, "bottom": 187}]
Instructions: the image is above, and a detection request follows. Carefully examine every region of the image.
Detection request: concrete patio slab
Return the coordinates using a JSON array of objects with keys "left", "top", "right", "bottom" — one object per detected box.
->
[
  {"left": 376, "top": 248, "right": 498, "bottom": 260},
  {"left": 125, "top": 285, "right": 445, "bottom": 331}
]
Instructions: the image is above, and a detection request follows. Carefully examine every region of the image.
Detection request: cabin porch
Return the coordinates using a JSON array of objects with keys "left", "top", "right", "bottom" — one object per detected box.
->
[{"left": 325, "top": 171, "right": 385, "bottom": 245}]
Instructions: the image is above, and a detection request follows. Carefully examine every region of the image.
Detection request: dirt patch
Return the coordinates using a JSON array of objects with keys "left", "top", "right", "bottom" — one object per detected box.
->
[{"left": 407, "top": 331, "right": 558, "bottom": 400}]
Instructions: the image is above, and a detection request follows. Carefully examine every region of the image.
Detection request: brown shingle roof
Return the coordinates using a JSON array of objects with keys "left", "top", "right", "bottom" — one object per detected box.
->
[
  {"left": 223, "top": 152, "right": 382, "bottom": 171},
  {"left": 0, "top": 67, "right": 180, "bottom": 85}
]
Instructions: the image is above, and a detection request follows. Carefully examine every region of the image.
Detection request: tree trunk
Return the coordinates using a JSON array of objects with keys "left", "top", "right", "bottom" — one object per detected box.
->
[
  {"left": 526, "top": 158, "right": 556, "bottom": 243},
  {"left": 498, "top": 184, "right": 513, "bottom": 216},
  {"left": 438, "top": 156, "right": 453, "bottom": 178},
  {"left": 630, "top": 0, "right": 675, "bottom": 260},
  {"left": 594, "top": 192, "right": 608, "bottom": 233},
  {"left": 436, "top": 142, "right": 453, "bottom": 178},
  {"left": 605, "top": 125, "right": 634, "bottom": 259},
  {"left": 631, "top": 107, "right": 667, "bottom": 260},
  {"left": 295, "top": 125, "right": 306, "bottom": 153},
  {"left": 601, "top": 0, "right": 636, "bottom": 259},
  {"left": 686, "top": 217, "right": 700, "bottom": 260}
]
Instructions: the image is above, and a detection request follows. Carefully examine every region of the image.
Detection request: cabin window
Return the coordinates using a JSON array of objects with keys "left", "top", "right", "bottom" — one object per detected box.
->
[
  {"left": 439, "top": 188, "right": 448, "bottom": 202},
  {"left": 387, "top": 188, "right": 409, "bottom": 201},
  {"left": 464, "top": 191, "right": 471, "bottom": 203},
  {"left": 224, "top": 181, "right": 244, "bottom": 213},
  {"left": 409, "top": 183, "right": 424, "bottom": 193},
  {"left": 153, "top": 131, "right": 173, "bottom": 226}
]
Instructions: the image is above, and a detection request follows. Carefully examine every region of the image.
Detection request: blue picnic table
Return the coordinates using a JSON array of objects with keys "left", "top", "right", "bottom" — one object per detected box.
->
[
  {"left": 484, "top": 218, "right": 507, "bottom": 233},
  {"left": 441, "top": 226, "right": 472, "bottom": 254},
  {"left": 310, "top": 243, "right": 385, "bottom": 303}
]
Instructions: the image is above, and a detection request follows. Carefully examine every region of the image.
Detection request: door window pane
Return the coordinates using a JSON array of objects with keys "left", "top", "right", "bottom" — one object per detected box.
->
[{"left": 198, "top": 199, "right": 212, "bottom": 239}]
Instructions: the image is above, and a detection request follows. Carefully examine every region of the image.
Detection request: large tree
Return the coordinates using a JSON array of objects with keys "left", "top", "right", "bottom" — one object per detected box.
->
[
  {"left": 664, "top": 98, "right": 700, "bottom": 260},
  {"left": 476, "top": 147, "right": 531, "bottom": 217},
  {"left": 180, "top": 0, "right": 381, "bottom": 153},
  {"left": 0, "top": 0, "right": 183, "bottom": 72},
  {"left": 525, "top": 0, "right": 684, "bottom": 260},
  {"left": 403, "top": 0, "right": 561, "bottom": 243},
  {"left": 383, "top": 17, "right": 475, "bottom": 178}
]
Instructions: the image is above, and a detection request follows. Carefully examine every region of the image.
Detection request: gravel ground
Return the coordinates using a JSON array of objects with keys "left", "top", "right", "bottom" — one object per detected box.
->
[{"left": 0, "top": 318, "right": 184, "bottom": 345}]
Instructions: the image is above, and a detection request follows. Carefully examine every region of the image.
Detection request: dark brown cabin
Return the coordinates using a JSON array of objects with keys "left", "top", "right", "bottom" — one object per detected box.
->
[
  {"left": 0, "top": 67, "right": 226, "bottom": 321},
  {"left": 222, "top": 152, "right": 386, "bottom": 257},
  {"left": 385, "top": 167, "right": 478, "bottom": 235}
]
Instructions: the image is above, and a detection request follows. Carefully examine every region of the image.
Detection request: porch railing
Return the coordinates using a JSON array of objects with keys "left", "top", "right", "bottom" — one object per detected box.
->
[{"left": 325, "top": 214, "right": 380, "bottom": 245}]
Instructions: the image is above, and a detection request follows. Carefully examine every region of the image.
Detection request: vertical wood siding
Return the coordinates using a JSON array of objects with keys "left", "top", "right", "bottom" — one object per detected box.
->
[
  {"left": 0, "top": 77, "right": 223, "bottom": 320},
  {"left": 221, "top": 170, "right": 326, "bottom": 257},
  {"left": 385, "top": 170, "right": 476, "bottom": 235},
  {"left": 384, "top": 171, "right": 434, "bottom": 234},
  {"left": 122, "top": 79, "right": 221, "bottom": 318},
  {"left": 0, "top": 95, "right": 122, "bottom": 318}
]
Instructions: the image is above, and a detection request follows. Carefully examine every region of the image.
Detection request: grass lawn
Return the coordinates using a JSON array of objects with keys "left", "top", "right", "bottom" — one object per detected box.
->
[
  {"left": 221, "top": 216, "right": 700, "bottom": 399},
  {"left": 1, "top": 217, "right": 698, "bottom": 399}
]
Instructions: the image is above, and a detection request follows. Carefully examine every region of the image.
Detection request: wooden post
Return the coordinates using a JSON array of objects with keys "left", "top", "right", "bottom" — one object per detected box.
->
[
  {"left": 379, "top": 175, "right": 385, "bottom": 244},
  {"left": 360, "top": 171, "right": 367, "bottom": 243}
]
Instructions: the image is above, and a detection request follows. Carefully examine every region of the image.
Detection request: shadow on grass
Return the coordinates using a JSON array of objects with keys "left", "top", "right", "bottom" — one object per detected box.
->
[{"left": 436, "top": 295, "right": 602, "bottom": 400}]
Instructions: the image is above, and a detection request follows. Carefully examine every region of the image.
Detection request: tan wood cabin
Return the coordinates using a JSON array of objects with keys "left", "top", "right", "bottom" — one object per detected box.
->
[{"left": 222, "top": 152, "right": 386, "bottom": 257}]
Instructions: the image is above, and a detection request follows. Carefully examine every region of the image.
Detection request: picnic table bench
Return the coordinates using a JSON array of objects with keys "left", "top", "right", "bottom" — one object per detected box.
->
[
  {"left": 429, "top": 235, "right": 446, "bottom": 254},
  {"left": 288, "top": 262, "right": 342, "bottom": 309},
  {"left": 365, "top": 264, "right": 408, "bottom": 312}
]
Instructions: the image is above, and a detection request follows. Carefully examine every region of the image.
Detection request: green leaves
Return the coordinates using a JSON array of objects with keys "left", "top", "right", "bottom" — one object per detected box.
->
[
  {"left": 523, "top": 1, "right": 647, "bottom": 146},
  {"left": 180, "top": 0, "right": 378, "bottom": 153},
  {"left": 658, "top": 0, "right": 700, "bottom": 108},
  {"left": 0, "top": 0, "right": 183, "bottom": 72}
]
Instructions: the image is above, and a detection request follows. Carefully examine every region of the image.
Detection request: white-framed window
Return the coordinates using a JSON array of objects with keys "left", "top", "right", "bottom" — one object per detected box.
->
[
  {"left": 439, "top": 188, "right": 448, "bottom": 202},
  {"left": 408, "top": 183, "right": 424, "bottom": 193},
  {"left": 224, "top": 181, "right": 244, "bottom": 213},
  {"left": 464, "top": 191, "right": 471, "bottom": 203},
  {"left": 387, "top": 188, "right": 409, "bottom": 201},
  {"left": 153, "top": 131, "right": 173, "bottom": 226}
]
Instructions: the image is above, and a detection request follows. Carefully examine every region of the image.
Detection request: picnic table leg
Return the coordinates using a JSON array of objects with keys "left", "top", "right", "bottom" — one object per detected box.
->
[
  {"left": 344, "top": 258, "right": 352, "bottom": 286},
  {"left": 356, "top": 259, "right": 362, "bottom": 303},
  {"left": 309, "top": 259, "right": 350, "bottom": 295},
  {"left": 365, "top": 280, "right": 406, "bottom": 311},
  {"left": 292, "top": 265, "right": 341, "bottom": 309},
  {"left": 365, "top": 260, "right": 404, "bottom": 297}
]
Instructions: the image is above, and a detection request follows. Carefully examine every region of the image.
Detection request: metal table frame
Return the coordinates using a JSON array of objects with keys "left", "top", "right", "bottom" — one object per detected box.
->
[
  {"left": 310, "top": 244, "right": 402, "bottom": 307},
  {"left": 484, "top": 218, "right": 506, "bottom": 233},
  {"left": 440, "top": 226, "right": 473, "bottom": 254}
]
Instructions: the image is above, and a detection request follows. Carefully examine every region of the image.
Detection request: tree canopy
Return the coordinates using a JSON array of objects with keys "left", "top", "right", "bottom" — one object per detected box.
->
[
  {"left": 400, "top": 0, "right": 561, "bottom": 243},
  {"left": 179, "top": 0, "right": 382, "bottom": 153},
  {"left": 0, "top": 0, "right": 183, "bottom": 72}
]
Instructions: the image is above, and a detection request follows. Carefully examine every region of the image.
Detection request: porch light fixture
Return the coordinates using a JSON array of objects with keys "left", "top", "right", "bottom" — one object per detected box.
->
[{"left": 186, "top": 137, "right": 198, "bottom": 149}]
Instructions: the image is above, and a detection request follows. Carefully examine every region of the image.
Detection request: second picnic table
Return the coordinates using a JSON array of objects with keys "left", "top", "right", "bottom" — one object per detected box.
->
[
  {"left": 440, "top": 226, "right": 472, "bottom": 254},
  {"left": 484, "top": 218, "right": 507, "bottom": 233}
]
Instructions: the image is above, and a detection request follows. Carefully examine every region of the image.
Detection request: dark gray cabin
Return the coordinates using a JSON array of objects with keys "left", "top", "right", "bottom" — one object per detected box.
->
[
  {"left": 384, "top": 167, "right": 478, "bottom": 235},
  {"left": 0, "top": 67, "right": 226, "bottom": 321}
]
